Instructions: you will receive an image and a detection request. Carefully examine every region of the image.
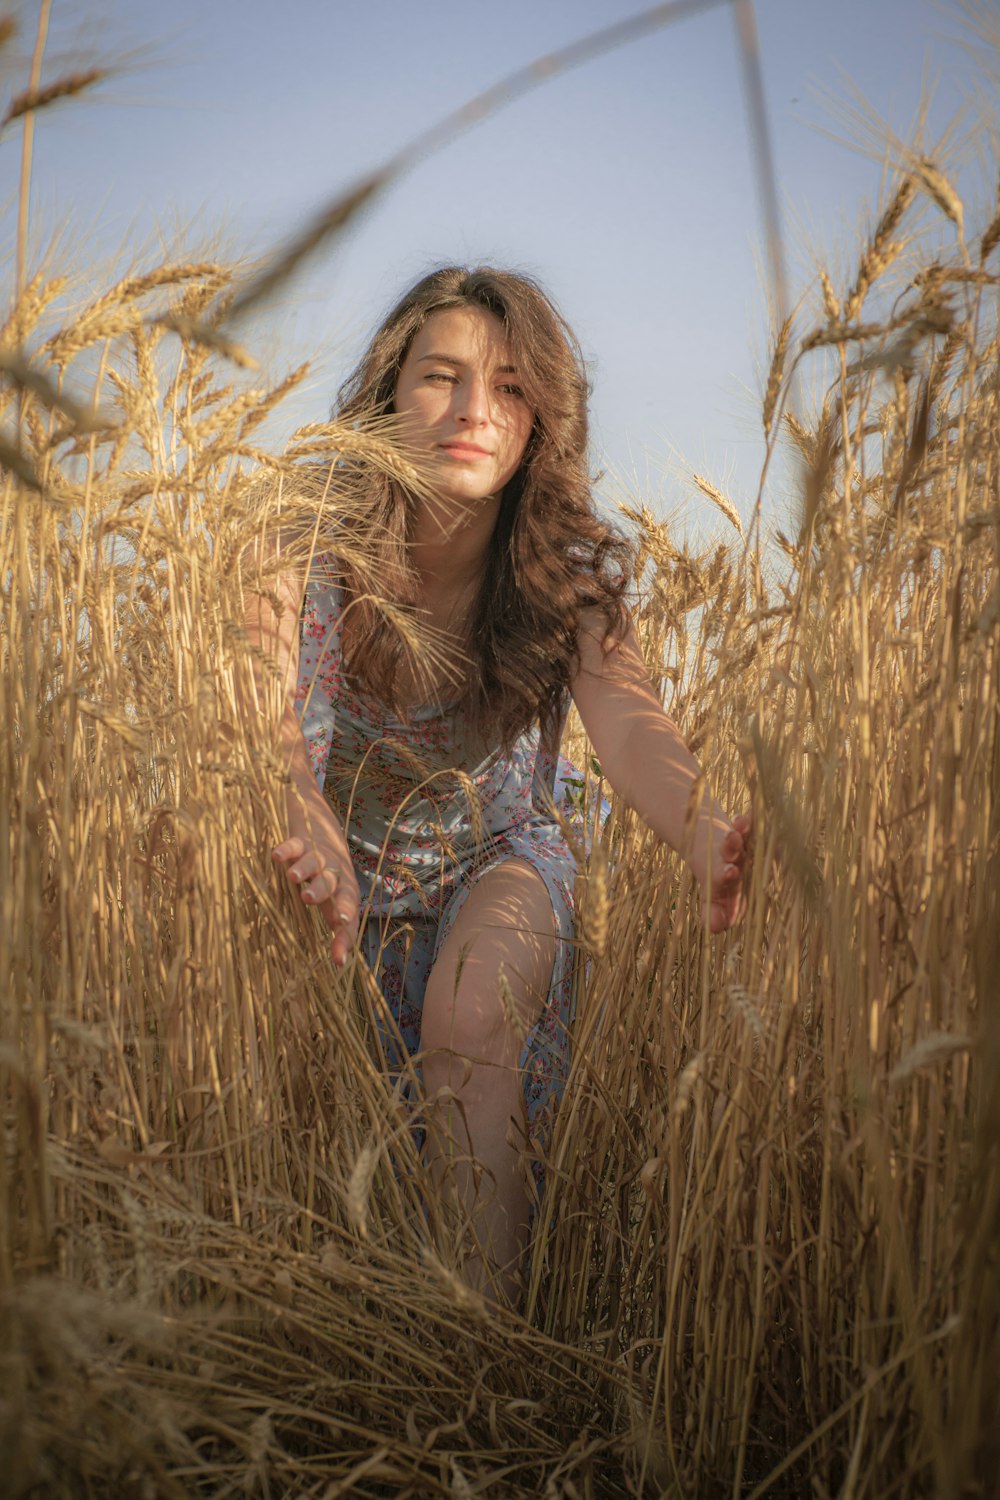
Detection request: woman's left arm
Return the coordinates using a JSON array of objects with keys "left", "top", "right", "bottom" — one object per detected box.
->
[{"left": 570, "top": 611, "right": 750, "bottom": 933}]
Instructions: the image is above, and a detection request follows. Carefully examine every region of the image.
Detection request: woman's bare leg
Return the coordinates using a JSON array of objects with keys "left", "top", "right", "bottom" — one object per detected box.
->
[{"left": 420, "top": 859, "right": 556, "bottom": 1306}]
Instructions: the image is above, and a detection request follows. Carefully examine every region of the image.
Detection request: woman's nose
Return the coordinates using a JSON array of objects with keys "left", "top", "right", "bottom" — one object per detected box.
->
[{"left": 455, "top": 376, "right": 490, "bottom": 425}]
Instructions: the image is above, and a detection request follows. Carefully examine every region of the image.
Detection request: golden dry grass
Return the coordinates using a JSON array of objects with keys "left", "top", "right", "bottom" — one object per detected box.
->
[{"left": 2, "top": 36, "right": 999, "bottom": 1500}]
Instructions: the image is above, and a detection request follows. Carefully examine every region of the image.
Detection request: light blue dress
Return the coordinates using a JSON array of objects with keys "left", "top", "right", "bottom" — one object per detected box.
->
[{"left": 294, "top": 551, "right": 581, "bottom": 1153}]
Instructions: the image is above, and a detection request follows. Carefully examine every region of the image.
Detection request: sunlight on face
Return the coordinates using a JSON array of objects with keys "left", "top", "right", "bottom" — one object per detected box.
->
[{"left": 394, "top": 306, "right": 534, "bottom": 507}]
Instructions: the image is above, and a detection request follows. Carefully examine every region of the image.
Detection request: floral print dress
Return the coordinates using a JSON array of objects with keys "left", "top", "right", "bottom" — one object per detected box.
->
[{"left": 293, "top": 551, "right": 582, "bottom": 1153}]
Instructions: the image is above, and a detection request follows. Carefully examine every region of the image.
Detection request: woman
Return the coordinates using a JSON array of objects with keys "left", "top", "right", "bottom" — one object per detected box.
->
[{"left": 253, "top": 267, "right": 750, "bottom": 1305}]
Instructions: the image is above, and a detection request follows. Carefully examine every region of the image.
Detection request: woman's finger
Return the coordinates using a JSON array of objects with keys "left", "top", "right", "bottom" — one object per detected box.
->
[
  {"left": 301, "top": 866, "right": 339, "bottom": 904},
  {"left": 733, "top": 812, "right": 754, "bottom": 849},
  {"left": 272, "top": 837, "right": 306, "bottom": 863},
  {"left": 330, "top": 931, "right": 355, "bottom": 968},
  {"left": 722, "top": 828, "right": 744, "bottom": 861},
  {"left": 320, "top": 890, "right": 360, "bottom": 968},
  {"left": 323, "top": 888, "right": 359, "bottom": 931},
  {"left": 330, "top": 911, "right": 359, "bottom": 967},
  {"left": 285, "top": 851, "right": 323, "bottom": 884}
]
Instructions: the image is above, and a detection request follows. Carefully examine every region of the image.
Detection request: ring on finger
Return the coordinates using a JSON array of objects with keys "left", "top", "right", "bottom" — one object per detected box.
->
[{"left": 302, "top": 869, "right": 328, "bottom": 899}]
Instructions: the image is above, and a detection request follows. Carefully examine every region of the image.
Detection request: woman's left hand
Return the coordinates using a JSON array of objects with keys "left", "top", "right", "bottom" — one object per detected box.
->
[{"left": 700, "top": 812, "right": 752, "bottom": 934}]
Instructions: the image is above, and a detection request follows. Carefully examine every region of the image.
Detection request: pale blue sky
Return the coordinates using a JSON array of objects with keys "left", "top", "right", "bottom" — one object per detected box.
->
[{"left": 6, "top": 0, "right": 990, "bottom": 533}]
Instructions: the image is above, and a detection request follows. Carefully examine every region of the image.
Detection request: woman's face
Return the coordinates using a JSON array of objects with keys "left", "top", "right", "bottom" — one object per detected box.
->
[{"left": 393, "top": 306, "right": 534, "bottom": 507}]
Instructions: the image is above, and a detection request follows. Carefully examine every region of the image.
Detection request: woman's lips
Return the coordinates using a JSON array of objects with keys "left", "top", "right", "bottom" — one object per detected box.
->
[{"left": 439, "top": 442, "right": 490, "bottom": 459}]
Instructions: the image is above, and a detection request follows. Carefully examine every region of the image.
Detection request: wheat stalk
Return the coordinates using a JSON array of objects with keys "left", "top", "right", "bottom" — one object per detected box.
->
[
  {"left": 762, "top": 313, "right": 793, "bottom": 440},
  {"left": 692, "top": 472, "right": 744, "bottom": 540},
  {"left": 844, "top": 174, "right": 915, "bottom": 319}
]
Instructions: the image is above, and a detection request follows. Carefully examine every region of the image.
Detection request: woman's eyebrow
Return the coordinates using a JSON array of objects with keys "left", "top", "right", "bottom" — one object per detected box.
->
[{"left": 416, "top": 352, "right": 519, "bottom": 373}]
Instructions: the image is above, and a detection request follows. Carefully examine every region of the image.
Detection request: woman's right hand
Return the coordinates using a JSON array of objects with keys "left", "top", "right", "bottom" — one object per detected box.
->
[{"left": 273, "top": 802, "right": 361, "bottom": 968}]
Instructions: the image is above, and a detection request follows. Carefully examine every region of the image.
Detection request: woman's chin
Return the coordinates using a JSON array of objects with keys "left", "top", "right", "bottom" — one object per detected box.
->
[{"left": 424, "top": 479, "right": 500, "bottom": 510}]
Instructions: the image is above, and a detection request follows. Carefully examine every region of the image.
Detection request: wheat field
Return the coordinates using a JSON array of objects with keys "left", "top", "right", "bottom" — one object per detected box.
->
[{"left": 2, "top": 14, "right": 999, "bottom": 1498}]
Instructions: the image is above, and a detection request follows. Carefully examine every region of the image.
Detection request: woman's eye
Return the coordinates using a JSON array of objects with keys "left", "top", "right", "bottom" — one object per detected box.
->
[
  {"left": 497, "top": 384, "right": 524, "bottom": 398},
  {"left": 425, "top": 372, "right": 456, "bottom": 384}
]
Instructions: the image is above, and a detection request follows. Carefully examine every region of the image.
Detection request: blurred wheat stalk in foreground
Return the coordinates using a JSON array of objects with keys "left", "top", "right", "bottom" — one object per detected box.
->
[{"left": 2, "top": 28, "right": 1000, "bottom": 1500}]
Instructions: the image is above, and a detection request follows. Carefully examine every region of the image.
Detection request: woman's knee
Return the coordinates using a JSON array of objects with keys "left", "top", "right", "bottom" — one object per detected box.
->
[
  {"left": 421, "top": 958, "right": 513, "bottom": 1066},
  {"left": 421, "top": 861, "right": 557, "bottom": 1065}
]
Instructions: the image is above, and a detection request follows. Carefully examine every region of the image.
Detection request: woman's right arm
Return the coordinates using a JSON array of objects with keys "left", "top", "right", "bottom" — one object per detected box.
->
[{"left": 243, "top": 543, "right": 360, "bottom": 967}]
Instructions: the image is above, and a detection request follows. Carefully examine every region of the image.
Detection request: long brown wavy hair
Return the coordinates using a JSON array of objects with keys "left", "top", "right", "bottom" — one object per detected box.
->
[{"left": 334, "top": 266, "right": 634, "bottom": 753}]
